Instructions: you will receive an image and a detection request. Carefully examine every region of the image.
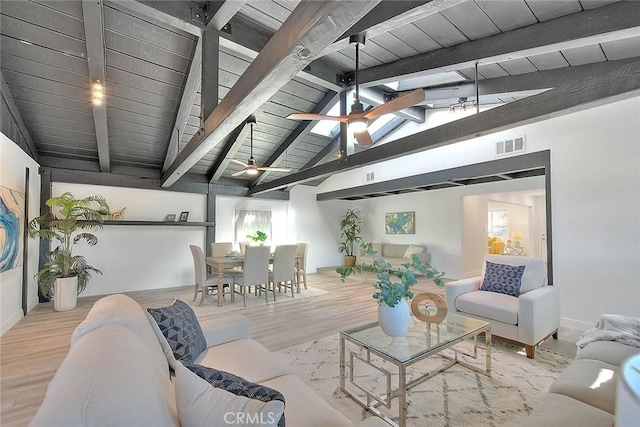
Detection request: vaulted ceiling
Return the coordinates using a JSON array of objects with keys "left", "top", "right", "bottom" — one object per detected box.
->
[{"left": 2, "top": 0, "right": 640, "bottom": 197}]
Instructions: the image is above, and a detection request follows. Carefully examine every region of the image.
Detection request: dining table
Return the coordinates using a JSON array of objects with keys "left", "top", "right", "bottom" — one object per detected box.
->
[{"left": 205, "top": 254, "right": 302, "bottom": 306}]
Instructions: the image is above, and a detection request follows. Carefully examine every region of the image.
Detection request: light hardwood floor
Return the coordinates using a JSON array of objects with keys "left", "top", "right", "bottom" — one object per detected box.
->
[{"left": 0, "top": 271, "right": 575, "bottom": 426}]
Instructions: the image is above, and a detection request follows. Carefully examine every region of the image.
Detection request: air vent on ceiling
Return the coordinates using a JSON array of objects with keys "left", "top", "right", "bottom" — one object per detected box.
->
[
  {"left": 363, "top": 171, "right": 375, "bottom": 183},
  {"left": 495, "top": 136, "right": 526, "bottom": 157}
]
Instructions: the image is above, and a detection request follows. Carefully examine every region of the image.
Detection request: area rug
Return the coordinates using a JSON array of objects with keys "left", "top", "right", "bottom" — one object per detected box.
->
[
  {"left": 175, "top": 286, "right": 330, "bottom": 317},
  {"left": 276, "top": 334, "right": 572, "bottom": 427}
]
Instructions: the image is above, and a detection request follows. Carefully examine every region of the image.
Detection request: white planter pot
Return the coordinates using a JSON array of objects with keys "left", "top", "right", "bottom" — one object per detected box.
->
[
  {"left": 54, "top": 277, "right": 78, "bottom": 312},
  {"left": 378, "top": 299, "right": 411, "bottom": 337}
]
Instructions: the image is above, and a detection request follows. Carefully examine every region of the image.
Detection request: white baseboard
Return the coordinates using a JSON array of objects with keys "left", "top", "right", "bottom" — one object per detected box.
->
[
  {"left": 1, "top": 309, "right": 24, "bottom": 336},
  {"left": 560, "top": 316, "right": 593, "bottom": 332}
]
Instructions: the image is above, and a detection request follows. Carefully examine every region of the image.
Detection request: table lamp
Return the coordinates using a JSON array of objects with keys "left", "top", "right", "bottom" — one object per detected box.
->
[{"left": 512, "top": 232, "right": 524, "bottom": 248}]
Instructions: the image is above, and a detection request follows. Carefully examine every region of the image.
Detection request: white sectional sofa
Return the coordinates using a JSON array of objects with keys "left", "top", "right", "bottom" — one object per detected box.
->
[
  {"left": 358, "top": 243, "right": 428, "bottom": 270},
  {"left": 30, "top": 294, "right": 387, "bottom": 427},
  {"left": 521, "top": 336, "right": 640, "bottom": 426}
]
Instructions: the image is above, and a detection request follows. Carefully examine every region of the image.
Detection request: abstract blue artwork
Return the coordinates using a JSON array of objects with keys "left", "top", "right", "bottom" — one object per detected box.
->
[
  {"left": 0, "top": 185, "right": 25, "bottom": 273},
  {"left": 385, "top": 212, "right": 415, "bottom": 234}
]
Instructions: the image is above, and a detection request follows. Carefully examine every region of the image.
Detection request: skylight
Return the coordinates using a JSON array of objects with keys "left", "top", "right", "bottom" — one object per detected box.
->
[{"left": 309, "top": 101, "right": 341, "bottom": 137}]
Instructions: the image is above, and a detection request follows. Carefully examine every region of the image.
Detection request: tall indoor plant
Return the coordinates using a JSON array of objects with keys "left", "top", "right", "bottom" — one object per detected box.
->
[
  {"left": 338, "top": 208, "right": 364, "bottom": 267},
  {"left": 28, "top": 192, "right": 110, "bottom": 311},
  {"left": 337, "top": 250, "right": 445, "bottom": 336}
]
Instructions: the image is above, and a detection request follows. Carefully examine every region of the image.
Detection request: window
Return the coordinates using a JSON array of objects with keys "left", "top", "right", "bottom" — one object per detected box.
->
[
  {"left": 488, "top": 209, "right": 509, "bottom": 239},
  {"left": 234, "top": 210, "right": 272, "bottom": 244}
]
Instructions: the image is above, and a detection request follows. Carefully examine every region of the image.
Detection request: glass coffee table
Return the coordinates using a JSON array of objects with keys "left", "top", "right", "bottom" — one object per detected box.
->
[{"left": 339, "top": 313, "right": 491, "bottom": 427}]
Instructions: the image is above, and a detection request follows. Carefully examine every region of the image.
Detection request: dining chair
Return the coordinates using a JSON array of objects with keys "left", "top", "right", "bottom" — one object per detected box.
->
[
  {"left": 269, "top": 244, "right": 298, "bottom": 298},
  {"left": 189, "top": 245, "right": 233, "bottom": 306},
  {"left": 210, "top": 242, "right": 233, "bottom": 257},
  {"left": 231, "top": 245, "right": 271, "bottom": 307},
  {"left": 295, "top": 242, "right": 309, "bottom": 292}
]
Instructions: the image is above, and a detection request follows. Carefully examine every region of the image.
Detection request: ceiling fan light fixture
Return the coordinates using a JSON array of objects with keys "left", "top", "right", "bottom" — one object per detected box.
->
[
  {"left": 246, "top": 166, "right": 259, "bottom": 176},
  {"left": 348, "top": 118, "right": 368, "bottom": 133}
]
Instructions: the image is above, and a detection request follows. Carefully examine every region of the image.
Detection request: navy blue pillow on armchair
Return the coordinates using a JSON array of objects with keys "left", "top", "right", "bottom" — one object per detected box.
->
[{"left": 481, "top": 261, "right": 526, "bottom": 297}]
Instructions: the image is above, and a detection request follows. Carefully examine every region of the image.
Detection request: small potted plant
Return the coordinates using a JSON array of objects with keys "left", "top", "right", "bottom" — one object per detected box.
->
[
  {"left": 247, "top": 230, "right": 268, "bottom": 245},
  {"left": 337, "top": 249, "right": 445, "bottom": 336},
  {"left": 338, "top": 208, "right": 364, "bottom": 267},
  {"left": 28, "top": 192, "right": 110, "bottom": 311}
]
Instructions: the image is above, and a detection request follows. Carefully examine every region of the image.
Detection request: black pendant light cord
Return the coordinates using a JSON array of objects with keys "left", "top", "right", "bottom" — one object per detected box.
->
[
  {"left": 250, "top": 121, "right": 254, "bottom": 158},
  {"left": 354, "top": 43, "right": 360, "bottom": 103}
]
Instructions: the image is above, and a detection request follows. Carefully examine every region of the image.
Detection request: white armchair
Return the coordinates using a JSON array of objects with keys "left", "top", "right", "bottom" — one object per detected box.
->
[{"left": 445, "top": 255, "right": 560, "bottom": 358}]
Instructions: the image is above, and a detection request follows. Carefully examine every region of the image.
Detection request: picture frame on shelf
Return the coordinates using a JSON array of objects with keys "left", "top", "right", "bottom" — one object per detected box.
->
[
  {"left": 179, "top": 211, "right": 189, "bottom": 222},
  {"left": 165, "top": 214, "right": 176, "bottom": 222}
]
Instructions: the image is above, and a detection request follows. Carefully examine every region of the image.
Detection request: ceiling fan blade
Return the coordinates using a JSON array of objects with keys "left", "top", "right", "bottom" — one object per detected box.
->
[
  {"left": 231, "top": 169, "right": 247, "bottom": 177},
  {"left": 230, "top": 159, "right": 248, "bottom": 167},
  {"left": 286, "top": 112, "right": 349, "bottom": 122},
  {"left": 257, "top": 166, "right": 293, "bottom": 172},
  {"left": 354, "top": 130, "right": 373, "bottom": 146},
  {"left": 364, "top": 89, "right": 425, "bottom": 120}
]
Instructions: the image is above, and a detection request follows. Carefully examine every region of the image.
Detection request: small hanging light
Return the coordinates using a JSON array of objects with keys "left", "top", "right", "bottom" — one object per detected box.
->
[{"left": 92, "top": 80, "right": 104, "bottom": 105}]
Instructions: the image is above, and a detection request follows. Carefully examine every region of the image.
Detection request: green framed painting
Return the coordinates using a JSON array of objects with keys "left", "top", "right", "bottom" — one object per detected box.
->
[{"left": 385, "top": 212, "right": 415, "bottom": 234}]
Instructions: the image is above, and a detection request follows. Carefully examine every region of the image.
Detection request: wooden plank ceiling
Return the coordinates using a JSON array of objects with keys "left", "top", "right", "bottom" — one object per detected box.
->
[{"left": 1, "top": 0, "right": 639, "bottom": 193}]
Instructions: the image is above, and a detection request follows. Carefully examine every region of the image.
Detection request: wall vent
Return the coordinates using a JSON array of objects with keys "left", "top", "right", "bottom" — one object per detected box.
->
[
  {"left": 495, "top": 136, "right": 525, "bottom": 156},
  {"left": 363, "top": 171, "right": 375, "bottom": 183}
]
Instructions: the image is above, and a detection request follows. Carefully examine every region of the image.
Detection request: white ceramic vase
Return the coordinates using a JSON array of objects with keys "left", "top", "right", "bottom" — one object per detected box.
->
[
  {"left": 378, "top": 299, "right": 411, "bottom": 337},
  {"left": 53, "top": 276, "right": 78, "bottom": 312}
]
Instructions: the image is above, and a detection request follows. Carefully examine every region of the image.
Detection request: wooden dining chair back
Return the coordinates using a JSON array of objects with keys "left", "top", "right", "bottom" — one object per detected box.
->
[
  {"left": 270, "top": 244, "right": 298, "bottom": 298},
  {"left": 189, "top": 245, "right": 230, "bottom": 306},
  {"left": 295, "top": 242, "right": 309, "bottom": 290},
  {"left": 233, "top": 245, "right": 271, "bottom": 306}
]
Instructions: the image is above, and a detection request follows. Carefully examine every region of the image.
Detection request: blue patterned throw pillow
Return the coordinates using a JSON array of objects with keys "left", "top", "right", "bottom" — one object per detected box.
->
[
  {"left": 147, "top": 300, "right": 206, "bottom": 363},
  {"left": 481, "top": 261, "right": 526, "bottom": 297},
  {"left": 183, "top": 362, "right": 286, "bottom": 427}
]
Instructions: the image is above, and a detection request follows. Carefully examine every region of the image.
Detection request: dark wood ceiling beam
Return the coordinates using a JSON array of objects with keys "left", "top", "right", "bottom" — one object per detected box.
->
[
  {"left": 249, "top": 58, "right": 640, "bottom": 195},
  {"left": 208, "top": 120, "right": 251, "bottom": 183},
  {"left": 0, "top": 72, "right": 38, "bottom": 160},
  {"left": 251, "top": 90, "right": 339, "bottom": 186},
  {"left": 424, "top": 58, "right": 640, "bottom": 105},
  {"left": 320, "top": 0, "right": 467, "bottom": 57},
  {"left": 161, "top": 1, "right": 381, "bottom": 187},
  {"left": 82, "top": 0, "right": 110, "bottom": 173},
  {"left": 358, "top": 1, "right": 640, "bottom": 87},
  {"left": 207, "top": 0, "right": 248, "bottom": 30},
  {"left": 162, "top": 38, "right": 202, "bottom": 172}
]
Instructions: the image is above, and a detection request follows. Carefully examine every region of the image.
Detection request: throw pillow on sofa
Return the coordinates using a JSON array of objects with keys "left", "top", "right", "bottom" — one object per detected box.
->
[
  {"left": 175, "top": 362, "right": 285, "bottom": 427},
  {"left": 183, "top": 362, "right": 286, "bottom": 427},
  {"left": 147, "top": 299, "right": 206, "bottom": 364},
  {"left": 403, "top": 245, "right": 424, "bottom": 259},
  {"left": 480, "top": 261, "right": 526, "bottom": 297}
]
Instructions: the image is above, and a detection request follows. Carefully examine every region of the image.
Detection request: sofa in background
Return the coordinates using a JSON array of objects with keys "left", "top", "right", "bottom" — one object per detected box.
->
[
  {"left": 521, "top": 319, "right": 640, "bottom": 426},
  {"left": 30, "top": 294, "right": 387, "bottom": 427},
  {"left": 358, "top": 243, "right": 428, "bottom": 270},
  {"left": 445, "top": 254, "right": 560, "bottom": 358}
]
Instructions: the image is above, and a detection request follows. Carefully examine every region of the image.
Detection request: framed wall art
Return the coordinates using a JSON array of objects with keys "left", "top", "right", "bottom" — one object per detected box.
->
[
  {"left": 385, "top": 211, "right": 415, "bottom": 235},
  {"left": 179, "top": 211, "right": 190, "bottom": 222},
  {"left": 0, "top": 185, "right": 26, "bottom": 272}
]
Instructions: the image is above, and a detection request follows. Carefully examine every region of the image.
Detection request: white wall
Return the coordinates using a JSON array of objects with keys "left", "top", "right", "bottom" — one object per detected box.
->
[
  {"left": 52, "top": 183, "right": 207, "bottom": 296},
  {"left": 0, "top": 132, "right": 40, "bottom": 335},
  {"left": 317, "top": 97, "right": 640, "bottom": 330}
]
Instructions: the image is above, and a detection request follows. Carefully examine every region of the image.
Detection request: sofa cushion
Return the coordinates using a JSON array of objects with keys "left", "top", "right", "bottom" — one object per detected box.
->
[
  {"left": 146, "top": 311, "right": 179, "bottom": 370},
  {"left": 403, "top": 244, "right": 425, "bottom": 259},
  {"left": 30, "top": 325, "right": 179, "bottom": 427},
  {"left": 261, "top": 374, "right": 353, "bottom": 427},
  {"left": 483, "top": 255, "right": 546, "bottom": 294},
  {"left": 174, "top": 362, "right": 284, "bottom": 427},
  {"left": 520, "top": 393, "right": 614, "bottom": 427},
  {"left": 183, "top": 362, "right": 285, "bottom": 427},
  {"left": 576, "top": 340, "right": 640, "bottom": 367},
  {"left": 455, "top": 290, "right": 519, "bottom": 325},
  {"left": 196, "top": 338, "right": 294, "bottom": 383},
  {"left": 548, "top": 359, "right": 619, "bottom": 414},
  {"left": 147, "top": 299, "right": 206, "bottom": 363},
  {"left": 382, "top": 244, "right": 407, "bottom": 258},
  {"left": 71, "top": 294, "right": 169, "bottom": 374},
  {"left": 480, "top": 261, "right": 525, "bottom": 297}
]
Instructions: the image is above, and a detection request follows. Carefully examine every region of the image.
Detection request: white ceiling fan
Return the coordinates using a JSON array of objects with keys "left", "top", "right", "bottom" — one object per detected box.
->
[
  {"left": 286, "top": 34, "right": 425, "bottom": 146},
  {"left": 230, "top": 116, "right": 292, "bottom": 177}
]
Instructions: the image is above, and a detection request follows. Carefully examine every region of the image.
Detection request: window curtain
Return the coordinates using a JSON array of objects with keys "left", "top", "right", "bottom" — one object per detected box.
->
[{"left": 234, "top": 210, "right": 272, "bottom": 245}]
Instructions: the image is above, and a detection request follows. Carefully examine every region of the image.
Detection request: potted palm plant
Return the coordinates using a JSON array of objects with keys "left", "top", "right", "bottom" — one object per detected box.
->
[
  {"left": 338, "top": 208, "right": 364, "bottom": 267},
  {"left": 337, "top": 250, "right": 445, "bottom": 336},
  {"left": 28, "top": 192, "right": 110, "bottom": 311}
]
